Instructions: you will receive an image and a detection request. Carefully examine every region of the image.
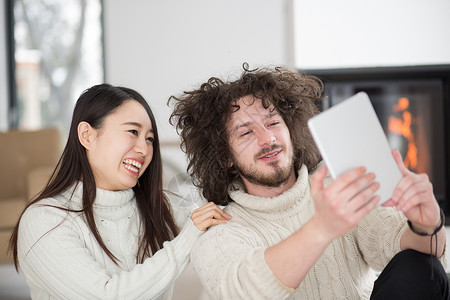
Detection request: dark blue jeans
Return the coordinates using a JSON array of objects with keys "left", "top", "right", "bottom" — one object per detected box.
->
[{"left": 371, "top": 249, "right": 449, "bottom": 300}]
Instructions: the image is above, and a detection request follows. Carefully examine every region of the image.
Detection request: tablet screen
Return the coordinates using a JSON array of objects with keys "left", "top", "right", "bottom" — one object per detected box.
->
[{"left": 308, "top": 92, "right": 402, "bottom": 204}]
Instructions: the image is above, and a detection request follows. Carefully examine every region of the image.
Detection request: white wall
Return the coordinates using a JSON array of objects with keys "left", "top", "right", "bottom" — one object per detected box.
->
[
  {"left": 0, "top": 1, "right": 9, "bottom": 131},
  {"left": 103, "top": 0, "right": 293, "bottom": 145},
  {"left": 294, "top": 0, "right": 450, "bottom": 69}
]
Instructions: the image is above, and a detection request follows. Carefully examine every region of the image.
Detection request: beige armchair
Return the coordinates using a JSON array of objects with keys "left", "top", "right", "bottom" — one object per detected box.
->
[{"left": 0, "top": 127, "right": 61, "bottom": 263}]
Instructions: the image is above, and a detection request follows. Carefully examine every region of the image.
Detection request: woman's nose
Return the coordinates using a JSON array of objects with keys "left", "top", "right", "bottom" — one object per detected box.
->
[{"left": 135, "top": 137, "right": 149, "bottom": 156}]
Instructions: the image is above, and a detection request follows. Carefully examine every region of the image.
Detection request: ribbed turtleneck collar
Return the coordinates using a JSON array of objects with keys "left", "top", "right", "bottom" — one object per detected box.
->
[
  {"left": 59, "top": 182, "right": 136, "bottom": 221},
  {"left": 228, "top": 165, "right": 310, "bottom": 214},
  {"left": 61, "top": 182, "right": 134, "bottom": 207}
]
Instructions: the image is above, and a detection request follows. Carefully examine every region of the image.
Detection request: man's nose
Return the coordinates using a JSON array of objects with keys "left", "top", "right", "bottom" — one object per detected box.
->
[{"left": 257, "top": 127, "right": 276, "bottom": 146}]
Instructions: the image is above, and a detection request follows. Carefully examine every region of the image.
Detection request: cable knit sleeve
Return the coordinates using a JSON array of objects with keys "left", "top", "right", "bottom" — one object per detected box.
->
[
  {"left": 17, "top": 202, "right": 203, "bottom": 299},
  {"left": 354, "top": 206, "right": 408, "bottom": 271},
  {"left": 191, "top": 222, "right": 294, "bottom": 300}
]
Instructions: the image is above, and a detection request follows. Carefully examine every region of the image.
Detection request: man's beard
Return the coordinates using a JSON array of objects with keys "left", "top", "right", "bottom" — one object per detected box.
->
[{"left": 232, "top": 144, "right": 294, "bottom": 188}]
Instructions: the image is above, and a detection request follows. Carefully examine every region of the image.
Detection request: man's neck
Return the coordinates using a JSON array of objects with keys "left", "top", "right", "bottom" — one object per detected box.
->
[{"left": 243, "top": 171, "right": 297, "bottom": 198}]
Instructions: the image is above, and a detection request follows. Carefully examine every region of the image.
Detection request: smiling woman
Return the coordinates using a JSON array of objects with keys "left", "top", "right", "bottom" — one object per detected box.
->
[
  {"left": 79, "top": 100, "right": 154, "bottom": 191},
  {"left": 8, "top": 84, "right": 231, "bottom": 299}
]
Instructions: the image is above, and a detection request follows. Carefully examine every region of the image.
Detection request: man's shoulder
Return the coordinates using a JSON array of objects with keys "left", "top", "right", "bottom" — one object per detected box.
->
[
  {"left": 194, "top": 213, "right": 262, "bottom": 249},
  {"left": 191, "top": 218, "right": 264, "bottom": 269},
  {"left": 201, "top": 215, "right": 253, "bottom": 238}
]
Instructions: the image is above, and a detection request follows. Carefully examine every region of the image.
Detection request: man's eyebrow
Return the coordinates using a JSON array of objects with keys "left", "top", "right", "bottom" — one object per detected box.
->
[
  {"left": 232, "top": 122, "right": 252, "bottom": 134},
  {"left": 231, "top": 110, "right": 280, "bottom": 134},
  {"left": 266, "top": 110, "right": 279, "bottom": 119},
  {"left": 122, "top": 122, "right": 153, "bottom": 132}
]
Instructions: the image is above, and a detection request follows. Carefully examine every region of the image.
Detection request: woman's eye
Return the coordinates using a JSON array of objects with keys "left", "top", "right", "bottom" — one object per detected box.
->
[
  {"left": 268, "top": 121, "right": 279, "bottom": 127},
  {"left": 129, "top": 130, "right": 138, "bottom": 136},
  {"left": 146, "top": 137, "right": 154, "bottom": 143}
]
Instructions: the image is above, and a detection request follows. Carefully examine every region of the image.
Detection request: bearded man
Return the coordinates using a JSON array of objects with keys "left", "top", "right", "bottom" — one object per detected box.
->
[{"left": 169, "top": 65, "right": 448, "bottom": 300}]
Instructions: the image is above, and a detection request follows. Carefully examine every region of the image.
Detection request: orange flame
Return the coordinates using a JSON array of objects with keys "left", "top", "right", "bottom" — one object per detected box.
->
[{"left": 388, "top": 97, "right": 418, "bottom": 170}]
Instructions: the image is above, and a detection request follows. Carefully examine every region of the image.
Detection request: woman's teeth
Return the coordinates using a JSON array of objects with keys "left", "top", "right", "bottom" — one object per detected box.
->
[{"left": 123, "top": 159, "right": 142, "bottom": 173}]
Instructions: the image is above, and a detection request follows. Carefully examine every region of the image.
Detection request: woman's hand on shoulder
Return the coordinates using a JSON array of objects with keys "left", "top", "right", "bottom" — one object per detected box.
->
[{"left": 190, "top": 202, "right": 232, "bottom": 231}]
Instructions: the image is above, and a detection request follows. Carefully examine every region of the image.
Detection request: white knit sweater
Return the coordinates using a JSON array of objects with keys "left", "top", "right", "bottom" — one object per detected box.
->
[
  {"left": 17, "top": 182, "right": 203, "bottom": 299},
  {"left": 191, "top": 165, "right": 409, "bottom": 299}
]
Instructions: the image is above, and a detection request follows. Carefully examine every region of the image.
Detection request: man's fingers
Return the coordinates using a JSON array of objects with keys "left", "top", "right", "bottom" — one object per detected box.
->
[
  {"left": 335, "top": 167, "right": 367, "bottom": 190},
  {"left": 338, "top": 172, "right": 376, "bottom": 202},
  {"left": 392, "top": 149, "right": 409, "bottom": 176},
  {"left": 347, "top": 181, "right": 380, "bottom": 212},
  {"left": 381, "top": 198, "right": 396, "bottom": 207},
  {"left": 355, "top": 195, "right": 379, "bottom": 218},
  {"left": 310, "top": 164, "right": 328, "bottom": 194}
]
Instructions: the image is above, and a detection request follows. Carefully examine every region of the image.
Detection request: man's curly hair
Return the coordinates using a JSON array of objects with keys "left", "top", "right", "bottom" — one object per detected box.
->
[{"left": 169, "top": 64, "right": 324, "bottom": 205}]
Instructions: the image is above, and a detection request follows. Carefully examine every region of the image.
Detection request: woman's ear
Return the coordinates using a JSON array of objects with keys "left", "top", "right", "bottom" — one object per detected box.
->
[{"left": 78, "top": 121, "right": 94, "bottom": 150}]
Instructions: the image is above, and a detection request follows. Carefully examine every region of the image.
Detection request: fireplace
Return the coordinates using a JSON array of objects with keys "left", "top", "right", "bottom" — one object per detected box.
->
[{"left": 305, "top": 65, "right": 450, "bottom": 218}]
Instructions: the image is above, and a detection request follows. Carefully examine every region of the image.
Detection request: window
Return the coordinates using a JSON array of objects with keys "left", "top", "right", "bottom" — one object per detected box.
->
[{"left": 7, "top": 0, "right": 104, "bottom": 133}]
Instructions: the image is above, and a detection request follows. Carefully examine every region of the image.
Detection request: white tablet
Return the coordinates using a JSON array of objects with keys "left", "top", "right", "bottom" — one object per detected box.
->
[{"left": 307, "top": 92, "right": 402, "bottom": 204}]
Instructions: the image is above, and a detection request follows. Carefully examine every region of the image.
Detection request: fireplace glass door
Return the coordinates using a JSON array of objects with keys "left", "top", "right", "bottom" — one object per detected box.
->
[{"left": 324, "top": 79, "right": 446, "bottom": 204}]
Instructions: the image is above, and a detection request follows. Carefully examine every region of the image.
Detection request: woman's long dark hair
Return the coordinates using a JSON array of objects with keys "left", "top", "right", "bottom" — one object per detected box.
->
[{"left": 10, "top": 84, "right": 178, "bottom": 270}]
